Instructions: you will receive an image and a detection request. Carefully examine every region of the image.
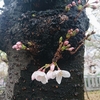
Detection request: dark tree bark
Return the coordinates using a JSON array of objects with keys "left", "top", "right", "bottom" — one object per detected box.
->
[{"left": 0, "top": 0, "right": 89, "bottom": 100}]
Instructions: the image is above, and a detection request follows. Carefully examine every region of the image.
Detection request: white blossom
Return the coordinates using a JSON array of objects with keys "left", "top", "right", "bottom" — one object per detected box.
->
[
  {"left": 31, "top": 71, "right": 48, "bottom": 84},
  {"left": 54, "top": 70, "right": 71, "bottom": 84},
  {"left": 47, "top": 70, "right": 56, "bottom": 80}
]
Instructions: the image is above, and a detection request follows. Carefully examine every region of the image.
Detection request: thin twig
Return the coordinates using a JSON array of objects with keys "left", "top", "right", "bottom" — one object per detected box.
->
[
  {"left": 79, "top": 31, "right": 95, "bottom": 44},
  {"left": 70, "top": 42, "right": 84, "bottom": 54},
  {"left": 52, "top": 42, "right": 63, "bottom": 62},
  {"left": 75, "top": 0, "right": 89, "bottom": 21},
  {"left": 70, "top": 31, "right": 95, "bottom": 54}
]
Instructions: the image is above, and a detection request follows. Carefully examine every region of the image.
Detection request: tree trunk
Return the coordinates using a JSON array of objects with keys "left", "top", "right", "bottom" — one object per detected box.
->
[{"left": 0, "top": 0, "right": 89, "bottom": 100}]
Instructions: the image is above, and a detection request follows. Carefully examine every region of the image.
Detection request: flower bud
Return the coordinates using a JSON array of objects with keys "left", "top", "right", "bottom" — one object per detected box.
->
[
  {"left": 59, "top": 36, "right": 63, "bottom": 43},
  {"left": 65, "top": 6, "right": 70, "bottom": 11},
  {"left": 16, "top": 41, "right": 22, "bottom": 45},
  {"left": 12, "top": 45, "right": 17, "bottom": 49},
  {"left": 75, "top": 28, "right": 79, "bottom": 33},
  {"left": 66, "top": 34, "right": 70, "bottom": 39},
  {"left": 28, "top": 42, "right": 33, "bottom": 46},
  {"left": 72, "top": 1, "right": 76, "bottom": 6},
  {"left": 68, "top": 47, "right": 74, "bottom": 51},
  {"left": 64, "top": 40, "right": 69, "bottom": 45},
  {"left": 77, "top": 5, "right": 83, "bottom": 11},
  {"left": 78, "top": 0, "right": 81, "bottom": 4}
]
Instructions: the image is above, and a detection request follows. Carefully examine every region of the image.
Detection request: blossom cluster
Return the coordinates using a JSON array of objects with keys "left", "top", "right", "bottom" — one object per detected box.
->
[
  {"left": 59, "top": 28, "right": 79, "bottom": 52},
  {"left": 12, "top": 41, "right": 27, "bottom": 50},
  {"left": 31, "top": 63, "right": 70, "bottom": 84}
]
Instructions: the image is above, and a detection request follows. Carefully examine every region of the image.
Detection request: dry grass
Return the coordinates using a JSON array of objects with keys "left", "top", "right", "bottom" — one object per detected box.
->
[{"left": 84, "top": 91, "right": 100, "bottom": 100}]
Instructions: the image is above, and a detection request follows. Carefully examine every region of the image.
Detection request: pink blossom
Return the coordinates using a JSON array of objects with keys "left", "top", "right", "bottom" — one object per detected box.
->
[
  {"left": 78, "top": 0, "right": 81, "bottom": 4},
  {"left": 18, "top": 44, "right": 22, "bottom": 48},
  {"left": 12, "top": 45, "right": 17, "bottom": 49},
  {"left": 70, "top": 29, "right": 73, "bottom": 32},
  {"left": 16, "top": 48, "right": 20, "bottom": 51},
  {"left": 64, "top": 40, "right": 69, "bottom": 45},
  {"left": 31, "top": 71, "right": 48, "bottom": 84},
  {"left": 12, "top": 41, "right": 23, "bottom": 50},
  {"left": 68, "top": 47, "right": 74, "bottom": 51},
  {"left": 72, "top": 1, "right": 76, "bottom": 6},
  {"left": 16, "top": 41, "right": 22, "bottom": 45},
  {"left": 75, "top": 28, "right": 79, "bottom": 33}
]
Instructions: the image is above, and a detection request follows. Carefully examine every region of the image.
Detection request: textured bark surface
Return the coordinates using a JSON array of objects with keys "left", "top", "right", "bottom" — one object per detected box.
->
[{"left": 0, "top": 0, "right": 89, "bottom": 100}]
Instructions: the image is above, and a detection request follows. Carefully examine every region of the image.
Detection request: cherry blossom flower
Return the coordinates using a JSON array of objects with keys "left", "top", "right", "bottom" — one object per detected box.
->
[
  {"left": 47, "top": 70, "right": 56, "bottom": 80},
  {"left": 31, "top": 71, "right": 48, "bottom": 84},
  {"left": 54, "top": 70, "right": 71, "bottom": 84}
]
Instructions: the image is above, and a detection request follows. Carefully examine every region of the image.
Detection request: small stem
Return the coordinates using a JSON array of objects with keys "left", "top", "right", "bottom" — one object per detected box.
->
[
  {"left": 70, "top": 31, "right": 95, "bottom": 54},
  {"left": 79, "top": 31, "right": 95, "bottom": 44},
  {"left": 75, "top": 0, "right": 89, "bottom": 21},
  {"left": 52, "top": 42, "right": 63, "bottom": 62},
  {"left": 70, "top": 42, "right": 84, "bottom": 54}
]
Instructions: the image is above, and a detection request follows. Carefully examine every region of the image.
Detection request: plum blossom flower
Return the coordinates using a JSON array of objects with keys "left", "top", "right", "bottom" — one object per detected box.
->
[
  {"left": 54, "top": 70, "right": 71, "bottom": 84},
  {"left": 31, "top": 70, "right": 48, "bottom": 84}
]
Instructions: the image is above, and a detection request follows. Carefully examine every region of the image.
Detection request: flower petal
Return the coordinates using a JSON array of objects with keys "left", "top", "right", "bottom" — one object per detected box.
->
[
  {"left": 47, "top": 71, "right": 56, "bottom": 79},
  {"left": 56, "top": 74, "right": 62, "bottom": 84},
  {"left": 62, "top": 70, "right": 71, "bottom": 78},
  {"left": 31, "top": 71, "right": 37, "bottom": 80},
  {"left": 41, "top": 76, "right": 48, "bottom": 84}
]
